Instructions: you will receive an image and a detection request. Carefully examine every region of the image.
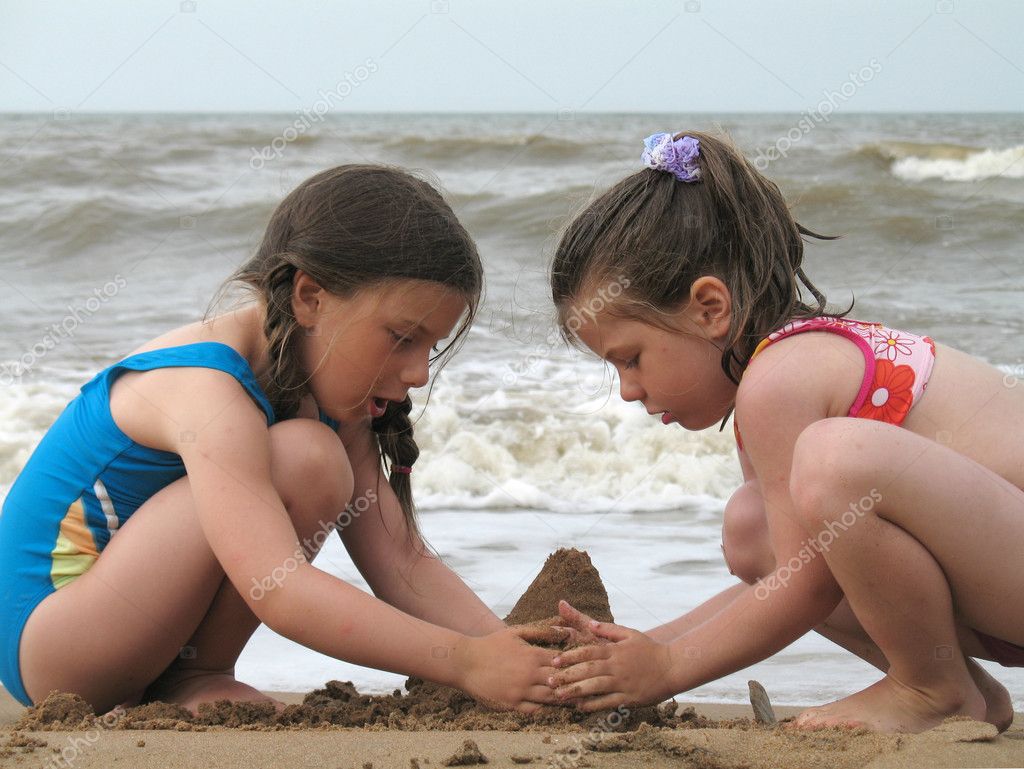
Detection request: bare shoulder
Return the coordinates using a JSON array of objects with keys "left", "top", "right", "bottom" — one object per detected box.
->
[
  {"left": 735, "top": 330, "right": 866, "bottom": 487},
  {"left": 110, "top": 365, "right": 269, "bottom": 455},
  {"left": 108, "top": 306, "right": 271, "bottom": 452},
  {"left": 737, "top": 329, "right": 866, "bottom": 424},
  {"left": 125, "top": 305, "right": 262, "bottom": 358}
]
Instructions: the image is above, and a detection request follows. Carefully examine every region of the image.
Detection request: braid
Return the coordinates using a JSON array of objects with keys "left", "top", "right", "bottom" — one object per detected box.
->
[
  {"left": 256, "top": 260, "right": 309, "bottom": 422},
  {"left": 371, "top": 396, "right": 419, "bottom": 527}
]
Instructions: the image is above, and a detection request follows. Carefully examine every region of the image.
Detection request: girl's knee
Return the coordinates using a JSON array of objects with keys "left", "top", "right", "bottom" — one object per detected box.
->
[
  {"left": 268, "top": 420, "right": 354, "bottom": 526},
  {"left": 723, "top": 481, "right": 775, "bottom": 584},
  {"left": 789, "top": 417, "right": 863, "bottom": 526}
]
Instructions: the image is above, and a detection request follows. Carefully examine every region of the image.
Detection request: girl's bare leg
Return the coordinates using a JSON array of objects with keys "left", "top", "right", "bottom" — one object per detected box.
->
[
  {"left": 788, "top": 417, "right": 1024, "bottom": 732},
  {"left": 18, "top": 419, "right": 353, "bottom": 715},
  {"left": 816, "top": 599, "right": 1014, "bottom": 732},
  {"left": 722, "top": 481, "right": 1015, "bottom": 731}
]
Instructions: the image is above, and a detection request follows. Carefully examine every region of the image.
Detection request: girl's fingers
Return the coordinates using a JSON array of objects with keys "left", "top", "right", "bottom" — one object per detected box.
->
[
  {"left": 576, "top": 692, "right": 628, "bottom": 714},
  {"left": 552, "top": 643, "right": 610, "bottom": 668},
  {"left": 552, "top": 625, "right": 583, "bottom": 646},
  {"left": 558, "top": 600, "right": 593, "bottom": 631},
  {"left": 553, "top": 675, "right": 618, "bottom": 701},
  {"left": 526, "top": 684, "right": 562, "bottom": 705},
  {"left": 547, "top": 659, "right": 604, "bottom": 688},
  {"left": 512, "top": 622, "right": 569, "bottom": 645},
  {"left": 589, "top": 620, "right": 632, "bottom": 643}
]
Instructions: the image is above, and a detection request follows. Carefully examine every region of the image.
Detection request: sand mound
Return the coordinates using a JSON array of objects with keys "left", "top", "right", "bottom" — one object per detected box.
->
[{"left": 504, "top": 548, "right": 613, "bottom": 625}]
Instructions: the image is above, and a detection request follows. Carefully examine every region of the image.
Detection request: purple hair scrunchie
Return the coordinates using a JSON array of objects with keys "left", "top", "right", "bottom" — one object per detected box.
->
[{"left": 641, "top": 132, "right": 702, "bottom": 183}]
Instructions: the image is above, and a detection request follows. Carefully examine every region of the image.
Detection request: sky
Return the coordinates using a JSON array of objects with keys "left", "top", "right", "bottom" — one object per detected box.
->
[{"left": 2, "top": 0, "right": 1023, "bottom": 113}]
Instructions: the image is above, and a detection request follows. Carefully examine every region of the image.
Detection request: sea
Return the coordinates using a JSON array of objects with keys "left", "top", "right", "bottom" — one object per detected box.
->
[{"left": 1, "top": 112, "right": 1022, "bottom": 708}]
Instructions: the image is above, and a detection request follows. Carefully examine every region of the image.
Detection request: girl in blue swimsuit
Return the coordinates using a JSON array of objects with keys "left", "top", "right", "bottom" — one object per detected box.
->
[{"left": 0, "top": 165, "right": 559, "bottom": 715}]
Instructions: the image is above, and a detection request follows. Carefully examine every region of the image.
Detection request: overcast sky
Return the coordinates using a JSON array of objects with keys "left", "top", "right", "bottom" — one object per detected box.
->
[{"left": 2, "top": 0, "right": 1022, "bottom": 113}]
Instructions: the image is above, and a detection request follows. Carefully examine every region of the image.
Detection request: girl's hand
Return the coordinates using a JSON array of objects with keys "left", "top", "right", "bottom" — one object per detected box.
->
[
  {"left": 554, "top": 600, "right": 613, "bottom": 647},
  {"left": 548, "top": 616, "right": 676, "bottom": 713},
  {"left": 457, "top": 627, "right": 561, "bottom": 712}
]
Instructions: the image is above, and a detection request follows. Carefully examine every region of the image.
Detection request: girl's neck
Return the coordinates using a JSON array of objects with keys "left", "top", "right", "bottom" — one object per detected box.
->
[{"left": 238, "top": 303, "right": 274, "bottom": 395}]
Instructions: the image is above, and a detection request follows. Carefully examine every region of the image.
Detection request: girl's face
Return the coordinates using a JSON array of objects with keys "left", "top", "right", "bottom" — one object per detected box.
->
[
  {"left": 571, "top": 277, "right": 739, "bottom": 431},
  {"left": 294, "top": 275, "right": 468, "bottom": 426}
]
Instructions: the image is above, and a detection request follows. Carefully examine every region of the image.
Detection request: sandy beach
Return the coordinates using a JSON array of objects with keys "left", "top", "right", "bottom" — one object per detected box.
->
[
  {"left": 3, "top": 687, "right": 1023, "bottom": 769},
  {"left": 3, "top": 551, "right": 1023, "bottom": 768}
]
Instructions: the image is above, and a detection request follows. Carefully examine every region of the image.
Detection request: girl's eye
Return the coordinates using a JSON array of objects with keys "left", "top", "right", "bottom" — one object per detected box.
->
[
  {"left": 623, "top": 355, "right": 639, "bottom": 370},
  {"left": 389, "top": 330, "right": 413, "bottom": 346}
]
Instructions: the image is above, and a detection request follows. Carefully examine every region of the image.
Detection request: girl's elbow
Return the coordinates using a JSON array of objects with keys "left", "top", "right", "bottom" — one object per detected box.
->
[
  {"left": 798, "top": 564, "right": 844, "bottom": 620},
  {"left": 761, "top": 559, "right": 842, "bottom": 624}
]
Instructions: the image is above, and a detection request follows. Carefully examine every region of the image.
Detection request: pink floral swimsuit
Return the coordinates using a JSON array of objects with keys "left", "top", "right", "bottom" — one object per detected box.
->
[
  {"left": 739, "top": 316, "right": 936, "bottom": 446},
  {"left": 735, "top": 316, "right": 1024, "bottom": 668}
]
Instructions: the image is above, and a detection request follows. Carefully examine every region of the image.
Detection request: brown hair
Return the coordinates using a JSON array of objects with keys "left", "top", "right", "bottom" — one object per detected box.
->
[
  {"left": 551, "top": 131, "right": 846, "bottom": 392},
  {"left": 215, "top": 165, "right": 482, "bottom": 538}
]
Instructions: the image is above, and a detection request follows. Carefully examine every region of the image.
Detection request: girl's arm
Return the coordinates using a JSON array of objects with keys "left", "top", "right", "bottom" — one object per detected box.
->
[
  {"left": 644, "top": 582, "right": 751, "bottom": 642},
  {"left": 552, "top": 338, "right": 857, "bottom": 710},
  {"left": 336, "top": 422, "right": 505, "bottom": 637},
  {"left": 644, "top": 442, "right": 761, "bottom": 643},
  {"left": 164, "top": 371, "right": 552, "bottom": 709}
]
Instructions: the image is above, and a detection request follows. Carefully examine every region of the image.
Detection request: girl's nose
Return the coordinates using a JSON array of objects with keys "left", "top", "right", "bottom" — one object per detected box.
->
[
  {"left": 401, "top": 354, "right": 430, "bottom": 389},
  {"left": 618, "top": 373, "right": 645, "bottom": 403}
]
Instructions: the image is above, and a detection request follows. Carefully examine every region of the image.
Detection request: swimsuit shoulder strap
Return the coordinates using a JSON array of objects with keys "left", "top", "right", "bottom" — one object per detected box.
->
[{"left": 82, "top": 341, "right": 276, "bottom": 426}]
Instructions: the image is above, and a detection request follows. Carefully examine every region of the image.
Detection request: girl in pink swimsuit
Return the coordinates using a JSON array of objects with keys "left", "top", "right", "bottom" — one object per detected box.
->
[{"left": 545, "top": 131, "right": 1024, "bottom": 734}]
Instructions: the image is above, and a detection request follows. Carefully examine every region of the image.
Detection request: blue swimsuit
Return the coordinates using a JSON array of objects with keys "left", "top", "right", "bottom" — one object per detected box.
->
[{"left": 0, "top": 342, "right": 338, "bottom": 705}]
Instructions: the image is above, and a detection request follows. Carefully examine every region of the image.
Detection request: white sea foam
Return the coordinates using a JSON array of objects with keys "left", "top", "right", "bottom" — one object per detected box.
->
[{"left": 892, "top": 143, "right": 1024, "bottom": 182}]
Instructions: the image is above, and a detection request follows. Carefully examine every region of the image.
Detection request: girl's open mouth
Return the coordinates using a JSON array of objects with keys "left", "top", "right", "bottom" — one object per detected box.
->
[
  {"left": 661, "top": 412, "right": 676, "bottom": 425},
  {"left": 369, "top": 397, "right": 389, "bottom": 418}
]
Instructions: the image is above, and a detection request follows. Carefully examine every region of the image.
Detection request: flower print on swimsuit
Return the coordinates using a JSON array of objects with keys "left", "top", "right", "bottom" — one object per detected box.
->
[
  {"left": 855, "top": 359, "right": 916, "bottom": 424},
  {"left": 874, "top": 330, "right": 916, "bottom": 362}
]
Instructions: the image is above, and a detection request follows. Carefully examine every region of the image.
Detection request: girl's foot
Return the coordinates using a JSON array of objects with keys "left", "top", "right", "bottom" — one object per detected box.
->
[
  {"left": 790, "top": 673, "right": 986, "bottom": 734},
  {"left": 966, "top": 657, "right": 1014, "bottom": 733},
  {"left": 142, "top": 667, "right": 286, "bottom": 716}
]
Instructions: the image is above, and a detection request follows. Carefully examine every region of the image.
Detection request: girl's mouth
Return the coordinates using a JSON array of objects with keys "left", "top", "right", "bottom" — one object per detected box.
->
[
  {"left": 369, "top": 397, "right": 389, "bottom": 418},
  {"left": 661, "top": 412, "right": 677, "bottom": 425}
]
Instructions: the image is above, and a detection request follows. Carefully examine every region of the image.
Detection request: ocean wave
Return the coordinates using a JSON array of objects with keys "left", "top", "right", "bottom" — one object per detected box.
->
[
  {"left": 853, "top": 140, "right": 1024, "bottom": 182},
  {"left": 382, "top": 133, "right": 588, "bottom": 163},
  {"left": 457, "top": 185, "right": 593, "bottom": 240},
  {"left": 0, "top": 370, "right": 741, "bottom": 515},
  {"left": 857, "top": 140, "right": 983, "bottom": 163},
  {"left": 0, "top": 195, "right": 275, "bottom": 259},
  {"left": 892, "top": 144, "right": 1024, "bottom": 182},
  {"left": 410, "top": 377, "right": 741, "bottom": 514}
]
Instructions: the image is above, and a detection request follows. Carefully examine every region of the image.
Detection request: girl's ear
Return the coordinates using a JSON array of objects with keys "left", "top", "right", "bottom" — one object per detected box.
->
[
  {"left": 686, "top": 276, "right": 731, "bottom": 340},
  {"left": 291, "top": 270, "right": 323, "bottom": 328}
]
